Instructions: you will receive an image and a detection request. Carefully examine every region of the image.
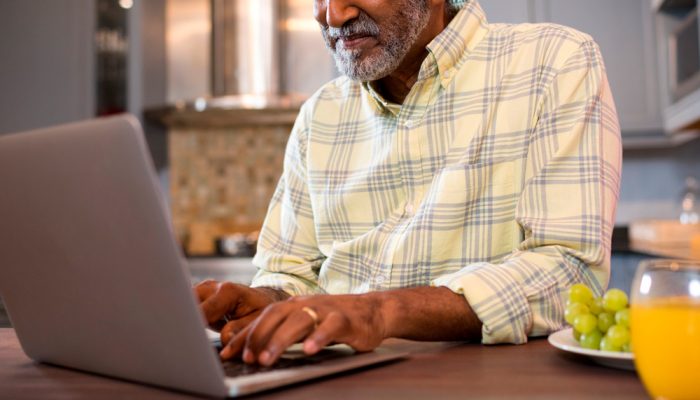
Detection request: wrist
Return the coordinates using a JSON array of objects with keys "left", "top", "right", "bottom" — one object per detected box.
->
[
  {"left": 255, "top": 286, "right": 291, "bottom": 303},
  {"left": 368, "top": 290, "right": 401, "bottom": 339}
]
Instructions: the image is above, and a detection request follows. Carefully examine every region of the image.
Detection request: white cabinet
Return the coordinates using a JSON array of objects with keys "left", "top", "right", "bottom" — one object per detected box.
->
[{"left": 531, "top": 0, "right": 664, "bottom": 134}]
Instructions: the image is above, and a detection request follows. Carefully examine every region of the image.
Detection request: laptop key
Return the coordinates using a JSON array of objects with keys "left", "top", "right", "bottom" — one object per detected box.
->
[{"left": 221, "top": 348, "right": 353, "bottom": 377}]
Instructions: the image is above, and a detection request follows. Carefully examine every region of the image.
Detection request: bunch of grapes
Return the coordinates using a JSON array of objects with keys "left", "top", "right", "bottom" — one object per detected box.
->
[{"left": 565, "top": 283, "right": 632, "bottom": 352}]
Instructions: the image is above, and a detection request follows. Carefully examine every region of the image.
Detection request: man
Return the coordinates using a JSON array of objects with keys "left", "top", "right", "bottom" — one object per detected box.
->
[{"left": 197, "top": 0, "right": 621, "bottom": 367}]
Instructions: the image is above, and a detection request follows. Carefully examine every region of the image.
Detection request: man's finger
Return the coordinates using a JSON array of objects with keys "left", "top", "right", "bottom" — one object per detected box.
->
[
  {"left": 200, "top": 282, "right": 241, "bottom": 325},
  {"left": 242, "top": 303, "right": 295, "bottom": 361},
  {"left": 194, "top": 279, "right": 219, "bottom": 302},
  {"left": 219, "top": 324, "right": 251, "bottom": 361},
  {"left": 256, "top": 308, "right": 319, "bottom": 366},
  {"left": 303, "top": 311, "right": 348, "bottom": 354},
  {"left": 220, "top": 313, "right": 259, "bottom": 344}
]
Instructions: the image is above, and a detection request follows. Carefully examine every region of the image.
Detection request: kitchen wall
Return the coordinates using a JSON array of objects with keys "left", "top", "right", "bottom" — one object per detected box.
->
[{"left": 0, "top": 0, "right": 94, "bottom": 135}]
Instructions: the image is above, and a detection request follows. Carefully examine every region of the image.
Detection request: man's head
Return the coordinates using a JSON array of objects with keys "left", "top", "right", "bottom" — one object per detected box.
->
[{"left": 315, "top": 0, "right": 454, "bottom": 82}]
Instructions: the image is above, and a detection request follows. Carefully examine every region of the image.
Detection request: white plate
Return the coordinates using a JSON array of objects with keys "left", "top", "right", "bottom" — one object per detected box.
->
[{"left": 548, "top": 328, "right": 635, "bottom": 370}]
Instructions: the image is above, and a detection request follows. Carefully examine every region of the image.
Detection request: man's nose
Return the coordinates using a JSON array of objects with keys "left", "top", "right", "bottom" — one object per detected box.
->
[{"left": 314, "top": 0, "right": 361, "bottom": 28}]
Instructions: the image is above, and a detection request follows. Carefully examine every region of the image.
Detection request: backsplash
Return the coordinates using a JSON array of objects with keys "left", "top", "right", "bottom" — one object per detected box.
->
[
  {"left": 169, "top": 126, "right": 289, "bottom": 255},
  {"left": 150, "top": 101, "right": 301, "bottom": 256}
]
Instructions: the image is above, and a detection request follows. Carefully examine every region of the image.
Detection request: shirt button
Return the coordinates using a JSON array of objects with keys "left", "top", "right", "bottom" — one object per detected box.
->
[
  {"left": 404, "top": 119, "right": 418, "bottom": 129},
  {"left": 375, "top": 275, "right": 387, "bottom": 285},
  {"left": 443, "top": 70, "right": 451, "bottom": 79},
  {"left": 405, "top": 203, "right": 415, "bottom": 215}
]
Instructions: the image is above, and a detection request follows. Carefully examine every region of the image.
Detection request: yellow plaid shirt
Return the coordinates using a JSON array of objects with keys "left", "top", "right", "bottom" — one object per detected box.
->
[{"left": 252, "top": 0, "right": 621, "bottom": 344}]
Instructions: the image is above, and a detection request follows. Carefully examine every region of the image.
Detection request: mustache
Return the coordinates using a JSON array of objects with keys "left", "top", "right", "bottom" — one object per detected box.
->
[{"left": 322, "top": 11, "right": 380, "bottom": 41}]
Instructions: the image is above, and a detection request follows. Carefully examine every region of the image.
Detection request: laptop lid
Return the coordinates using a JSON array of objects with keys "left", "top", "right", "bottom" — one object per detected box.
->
[
  {"left": 0, "top": 115, "right": 229, "bottom": 397},
  {"left": 0, "top": 115, "right": 407, "bottom": 398}
]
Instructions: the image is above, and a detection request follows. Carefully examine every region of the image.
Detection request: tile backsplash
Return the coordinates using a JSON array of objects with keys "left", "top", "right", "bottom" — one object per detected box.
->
[{"left": 169, "top": 125, "right": 291, "bottom": 255}]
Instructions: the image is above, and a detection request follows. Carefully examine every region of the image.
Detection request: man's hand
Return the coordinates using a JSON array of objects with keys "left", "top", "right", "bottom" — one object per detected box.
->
[
  {"left": 194, "top": 280, "right": 289, "bottom": 335},
  {"left": 219, "top": 294, "right": 386, "bottom": 366},
  {"left": 218, "top": 286, "right": 483, "bottom": 366}
]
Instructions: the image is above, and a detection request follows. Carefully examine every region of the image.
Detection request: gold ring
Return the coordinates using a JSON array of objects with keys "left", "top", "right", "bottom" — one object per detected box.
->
[{"left": 301, "top": 306, "right": 319, "bottom": 327}]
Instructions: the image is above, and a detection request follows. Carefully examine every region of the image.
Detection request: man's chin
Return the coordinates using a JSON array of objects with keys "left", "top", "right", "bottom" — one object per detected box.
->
[
  {"left": 334, "top": 56, "right": 393, "bottom": 82},
  {"left": 341, "top": 68, "right": 390, "bottom": 82}
]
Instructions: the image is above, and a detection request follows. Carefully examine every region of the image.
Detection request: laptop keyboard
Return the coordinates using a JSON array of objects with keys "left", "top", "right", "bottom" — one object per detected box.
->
[{"left": 220, "top": 348, "right": 353, "bottom": 377}]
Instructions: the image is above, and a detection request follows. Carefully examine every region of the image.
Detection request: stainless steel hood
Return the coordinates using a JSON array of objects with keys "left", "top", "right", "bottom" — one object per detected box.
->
[
  {"left": 165, "top": 0, "right": 336, "bottom": 106},
  {"left": 211, "top": 0, "right": 280, "bottom": 97}
]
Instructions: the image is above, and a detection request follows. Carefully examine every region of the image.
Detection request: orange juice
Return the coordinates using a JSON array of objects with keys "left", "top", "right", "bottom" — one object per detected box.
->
[{"left": 631, "top": 297, "right": 700, "bottom": 400}]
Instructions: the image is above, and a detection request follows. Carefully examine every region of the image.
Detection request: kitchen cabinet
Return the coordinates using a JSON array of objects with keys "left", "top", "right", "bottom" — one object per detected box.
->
[
  {"left": 532, "top": 0, "right": 664, "bottom": 134},
  {"left": 479, "top": 0, "right": 531, "bottom": 24}
]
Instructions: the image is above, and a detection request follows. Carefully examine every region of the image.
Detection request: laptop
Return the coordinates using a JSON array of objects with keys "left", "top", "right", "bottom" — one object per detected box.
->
[{"left": 0, "top": 115, "right": 406, "bottom": 398}]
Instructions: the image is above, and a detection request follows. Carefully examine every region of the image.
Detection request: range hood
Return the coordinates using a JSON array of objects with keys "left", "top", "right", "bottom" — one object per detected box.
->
[
  {"left": 164, "top": 0, "right": 334, "bottom": 111},
  {"left": 211, "top": 0, "right": 280, "bottom": 97}
]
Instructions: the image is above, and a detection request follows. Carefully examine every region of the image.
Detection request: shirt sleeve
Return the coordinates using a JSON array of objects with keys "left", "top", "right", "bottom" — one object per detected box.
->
[
  {"left": 250, "top": 102, "right": 326, "bottom": 296},
  {"left": 432, "top": 40, "right": 622, "bottom": 344}
]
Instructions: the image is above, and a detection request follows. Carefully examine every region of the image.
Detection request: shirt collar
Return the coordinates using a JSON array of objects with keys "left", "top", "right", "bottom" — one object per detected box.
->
[
  {"left": 422, "top": 0, "right": 489, "bottom": 86},
  {"left": 362, "top": 0, "right": 490, "bottom": 113}
]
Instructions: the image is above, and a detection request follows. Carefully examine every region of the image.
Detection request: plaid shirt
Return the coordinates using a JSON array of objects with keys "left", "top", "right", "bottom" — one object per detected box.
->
[{"left": 251, "top": 0, "right": 621, "bottom": 344}]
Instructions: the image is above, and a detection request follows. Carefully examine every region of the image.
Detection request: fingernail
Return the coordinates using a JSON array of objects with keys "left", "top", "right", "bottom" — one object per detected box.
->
[
  {"left": 219, "top": 346, "right": 231, "bottom": 359},
  {"left": 304, "top": 340, "right": 319, "bottom": 354},
  {"left": 259, "top": 350, "right": 272, "bottom": 366},
  {"left": 243, "top": 348, "right": 253, "bottom": 363}
]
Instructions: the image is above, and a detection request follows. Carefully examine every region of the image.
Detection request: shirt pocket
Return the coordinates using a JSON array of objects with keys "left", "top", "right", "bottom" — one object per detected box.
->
[
  {"left": 430, "top": 158, "right": 519, "bottom": 197},
  {"left": 423, "top": 158, "right": 521, "bottom": 263}
]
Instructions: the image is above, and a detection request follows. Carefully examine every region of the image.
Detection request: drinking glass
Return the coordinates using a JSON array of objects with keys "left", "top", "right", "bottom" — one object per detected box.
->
[{"left": 630, "top": 259, "right": 700, "bottom": 400}]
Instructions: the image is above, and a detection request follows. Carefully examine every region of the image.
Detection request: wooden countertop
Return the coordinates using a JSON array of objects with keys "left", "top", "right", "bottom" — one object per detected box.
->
[
  {"left": 629, "top": 240, "right": 700, "bottom": 261},
  {"left": 0, "top": 328, "right": 647, "bottom": 399},
  {"left": 145, "top": 95, "right": 303, "bottom": 129}
]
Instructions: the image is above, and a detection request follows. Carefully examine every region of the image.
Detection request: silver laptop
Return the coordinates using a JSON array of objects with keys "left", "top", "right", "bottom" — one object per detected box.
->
[{"left": 0, "top": 115, "right": 406, "bottom": 398}]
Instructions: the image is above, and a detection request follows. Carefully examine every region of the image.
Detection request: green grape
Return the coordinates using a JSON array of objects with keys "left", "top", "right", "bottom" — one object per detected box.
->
[
  {"left": 615, "top": 308, "right": 630, "bottom": 327},
  {"left": 600, "top": 336, "right": 621, "bottom": 352},
  {"left": 573, "top": 314, "right": 598, "bottom": 334},
  {"left": 597, "top": 312, "right": 615, "bottom": 333},
  {"left": 603, "top": 289, "right": 628, "bottom": 312},
  {"left": 572, "top": 329, "right": 582, "bottom": 341},
  {"left": 569, "top": 283, "right": 594, "bottom": 305},
  {"left": 589, "top": 297, "right": 604, "bottom": 315},
  {"left": 565, "top": 302, "right": 590, "bottom": 325},
  {"left": 579, "top": 329, "right": 603, "bottom": 350},
  {"left": 621, "top": 342, "right": 632, "bottom": 353},
  {"left": 606, "top": 324, "right": 630, "bottom": 348}
]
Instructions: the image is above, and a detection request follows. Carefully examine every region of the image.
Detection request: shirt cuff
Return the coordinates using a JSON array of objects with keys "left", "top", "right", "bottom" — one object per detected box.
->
[
  {"left": 431, "top": 259, "right": 560, "bottom": 344},
  {"left": 250, "top": 270, "right": 323, "bottom": 297}
]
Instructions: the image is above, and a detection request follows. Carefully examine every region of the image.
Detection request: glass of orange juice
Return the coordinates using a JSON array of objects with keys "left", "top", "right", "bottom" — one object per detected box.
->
[{"left": 630, "top": 259, "right": 700, "bottom": 400}]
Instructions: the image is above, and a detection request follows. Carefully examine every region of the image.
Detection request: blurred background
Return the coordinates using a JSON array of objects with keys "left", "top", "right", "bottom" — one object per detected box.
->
[{"left": 1, "top": 0, "right": 699, "bottom": 326}]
